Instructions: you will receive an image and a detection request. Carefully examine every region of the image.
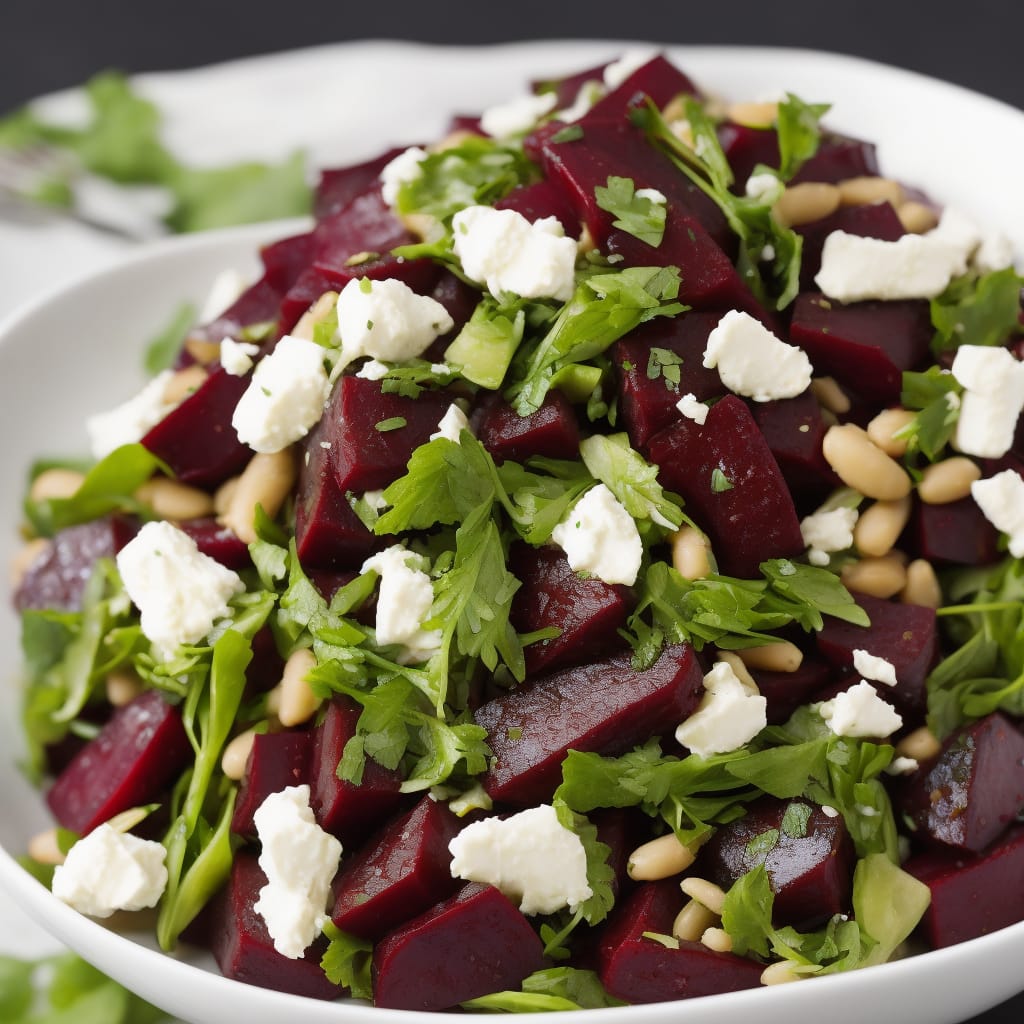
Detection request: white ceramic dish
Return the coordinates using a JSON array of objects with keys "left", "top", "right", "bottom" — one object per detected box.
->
[{"left": 0, "top": 41, "right": 1022, "bottom": 1024}]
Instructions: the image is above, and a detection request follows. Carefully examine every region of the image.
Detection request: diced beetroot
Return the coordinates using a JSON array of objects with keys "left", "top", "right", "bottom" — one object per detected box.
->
[
  {"left": 898, "top": 713, "right": 1024, "bottom": 853},
  {"left": 45, "top": 690, "right": 191, "bottom": 835},
  {"left": 699, "top": 797, "right": 856, "bottom": 929},
  {"left": 427, "top": 271, "right": 480, "bottom": 341},
  {"left": 789, "top": 293, "right": 932, "bottom": 404},
  {"left": 331, "top": 795, "right": 462, "bottom": 940},
  {"left": 311, "top": 187, "right": 413, "bottom": 264},
  {"left": 208, "top": 852, "right": 341, "bottom": 1000},
  {"left": 186, "top": 277, "right": 284, "bottom": 349},
  {"left": 177, "top": 517, "right": 250, "bottom": 570},
  {"left": 611, "top": 312, "right": 725, "bottom": 451},
  {"left": 495, "top": 179, "right": 581, "bottom": 237},
  {"left": 14, "top": 515, "right": 138, "bottom": 612},
  {"left": 750, "top": 389, "right": 839, "bottom": 509},
  {"left": 592, "top": 807, "right": 639, "bottom": 902},
  {"left": 244, "top": 625, "right": 284, "bottom": 696},
  {"left": 472, "top": 390, "right": 580, "bottom": 465},
  {"left": 294, "top": 414, "right": 381, "bottom": 571},
  {"left": 749, "top": 654, "right": 834, "bottom": 725},
  {"left": 141, "top": 368, "right": 252, "bottom": 488},
  {"left": 325, "top": 376, "right": 456, "bottom": 494},
  {"left": 912, "top": 497, "right": 1000, "bottom": 567},
  {"left": 815, "top": 592, "right": 937, "bottom": 716},
  {"left": 372, "top": 882, "right": 546, "bottom": 1011},
  {"left": 509, "top": 543, "right": 631, "bottom": 676},
  {"left": 598, "top": 880, "right": 763, "bottom": 1003},
  {"left": 308, "top": 696, "right": 404, "bottom": 844},
  {"left": 905, "top": 825, "right": 1024, "bottom": 948},
  {"left": 581, "top": 55, "right": 699, "bottom": 127},
  {"left": 647, "top": 395, "right": 805, "bottom": 579},
  {"left": 314, "top": 148, "right": 404, "bottom": 221},
  {"left": 796, "top": 202, "right": 905, "bottom": 288},
  {"left": 231, "top": 730, "right": 312, "bottom": 839},
  {"left": 259, "top": 231, "right": 317, "bottom": 293},
  {"left": 475, "top": 643, "right": 704, "bottom": 806},
  {"left": 530, "top": 61, "right": 607, "bottom": 108}
]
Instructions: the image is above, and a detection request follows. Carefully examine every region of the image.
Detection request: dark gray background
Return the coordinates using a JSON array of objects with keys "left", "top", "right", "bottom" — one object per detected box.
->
[{"left": 1, "top": 1, "right": 1022, "bottom": 1021}]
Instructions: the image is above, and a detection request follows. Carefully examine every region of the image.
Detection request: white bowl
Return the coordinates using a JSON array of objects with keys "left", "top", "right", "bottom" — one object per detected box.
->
[{"left": 1, "top": 42, "right": 1022, "bottom": 1024}]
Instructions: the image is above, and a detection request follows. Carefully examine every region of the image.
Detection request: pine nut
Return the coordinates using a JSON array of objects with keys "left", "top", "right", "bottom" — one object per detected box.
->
[
  {"left": 811, "top": 376, "right": 851, "bottom": 415},
  {"left": 220, "top": 449, "right": 298, "bottom": 544},
  {"left": 135, "top": 477, "right": 215, "bottom": 521},
  {"left": 10, "top": 537, "right": 50, "bottom": 587},
  {"left": 679, "top": 877, "right": 726, "bottom": 916},
  {"left": 163, "top": 365, "right": 208, "bottom": 405},
  {"left": 277, "top": 648, "right": 321, "bottom": 727},
  {"left": 866, "top": 407, "right": 916, "bottom": 458},
  {"left": 668, "top": 118, "right": 695, "bottom": 149},
  {"left": 822, "top": 424, "right": 912, "bottom": 501},
  {"left": 429, "top": 129, "right": 478, "bottom": 153},
  {"left": 727, "top": 100, "right": 778, "bottom": 128},
  {"left": 840, "top": 552, "right": 908, "bottom": 599},
  {"left": 105, "top": 670, "right": 143, "bottom": 707},
  {"left": 901, "top": 559, "right": 943, "bottom": 609},
  {"left": 761, "top": 961, "right": 804, "bottom": 985},
  {"left": 715, "top": 651, "right": 758, "bottom": 694},
  {"left": 917, "top": 457, "right": 982, "bottom": 505},
  {"left": 735, "top": 641, "right": 803, "bottom": 673},
  {"left": 701, "top": 927, "right": 733, "bottom": 953},
  {"left": 773, "top": 182, "right": 841, "bottom": 228},
  {"left": 184, "top": 338, "right": 222, "bottom": 365},
  {"left": 897, "top": 201, "right": 939, "bottom": 234},
  {"left": 291, "top": 290, "right": 338, "bottom": 341},
  {"left": 214, "top": 476, "right": 240, "bottom": 516},
  {"left": 854, "top": 496, "right": 912, "bottom": 558},
  {"left": 672, "top": 898, "right": 718, "bottom": 942},
  {"left": 29, "top": 468, "right": 85, "bottom": 503},
  {"left": 660, "top": 94, "right": 688, "bottom": 123},
  {"left": 896, "top": 726, "right": 941, "bottom": 762},
  {"left": 671, "top": 527, "right": 712, "bottom": 580},
  {"left": 837, "top": 176, "right": 904, "bottom": 208},
  {"left": 221, "top": 728, "right": 259, "bottom": 781},
  {"left": 28, "top": 828, "right": 65, "bottom": 866},
  {"left": 628, "top": 833, "right": 698, "bottom": 881}
]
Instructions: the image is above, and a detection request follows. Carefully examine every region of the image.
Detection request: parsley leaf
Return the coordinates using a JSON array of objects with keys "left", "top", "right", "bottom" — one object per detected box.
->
[
  {"left": 444, "top": 294, "right": 527, "bottom": 389},
  {"left": 775, "top": 93, "right": 832, "bottom": 181},
  {"left": 461, "top": 968, "right": 625, "bottom": 1012},
  {"left": 321, "top": 923, "right": 373, "bottom": 999},
  {"left": 931, "top": 266, "right": 1024, "bottom": 353},
  {"left": 495, "top": 457, "right": 595, "bottom": 545},
  {"left": 594, "top": 175, "right": 667, "bottom": 247},
  {"left": 895, "top": 366, "right": 963, "bottom": 462},
  {"left": 646, "top": 346, "right": 684, "bottom": 391}
]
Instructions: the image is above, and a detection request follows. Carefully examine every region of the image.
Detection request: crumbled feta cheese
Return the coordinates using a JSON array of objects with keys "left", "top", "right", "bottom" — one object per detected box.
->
[
  {"left": 355, "top": 358, "right": 390, "bottom": 380},
  {"left": 452, "top": 205, "right": 578, "bottom": 302},
  {"left": 635, "top": 187, "right": 667, "bottom": 205},
  {"left": 702, "top": 310, "right": 812, "bottom": 402},
  {"left": 676, "top": 392, "right": 708, "bottom": 425},
  {"left": 448, "top": 804, "right": 592, "bottom": 916},
  {"left": 886, "top": 756, "right": 920, "bottom": 776},
  {"left": 379, "top": 145, "right": 428, "bottom": 207},
  {"left": 852, "top": 648, "right": 898, "bottom": 687},
  {"left": 951, "top": 345, "right": 1024, "bottom": 458},
  {"left": 199, "top": 268, "right": 247, "bottom": 322},
  {"left": 220, "top": 336, "right": 259, "bottom": 376},
  {"left": 556, "top": 79, "right": 605, "bottom": 122},
  {"left": 480, "top": 90, "right": 557, "bottom": 139},
  {"left": 675, "top": 661, "right": 768, "bottom": 758},
  {"left": 52, "top": 824, "right": 167, "bottom": 919},
  {"left": 971, "top": 470, "right": 1024, "bottom": 557},
  {"left": 252, "top": 785, "right": 342, "bottom": 959},
  {"left": 335, "top": 277, "right": 454, "bottom": 371},
  {"left": 799, "top": 506, "right": 858, "bottom": 567},
  {"left": 116, "top": 520, "right": 244, "bottom": 660},
  {"left": 974, "top": 229, "right": 1015, "bottom": 273},
  {"left": 362, "top": 489, "right": 389, "bottom": 511},
  {"left": 820, "top": 805, "right": 840, "bottom": 818},
  {"left": 231, "top": 335, "right": 330, "bottom": 453},
  {"left": 818, "top": 681, "right": 903, "bottom": 739},
  {"left": 86, "top": 370, "right": 177, "bottom": 459},
  {"left": 361, "top": 544, "right": 442, "bottom": 664},
  {"left": 745, "top": 171, "right": 783, "bottom": 204},
  {"left": 550, "top": 483, "right": 642, "bottom": 586},
  {"left": 603, "top": 48, "right": 658, "bottom": 90},
  {"left": 430, "top": 403, "right": 471, "bottom": 443}
]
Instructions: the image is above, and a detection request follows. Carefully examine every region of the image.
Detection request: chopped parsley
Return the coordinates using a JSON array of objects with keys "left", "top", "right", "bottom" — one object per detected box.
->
[{"left": 594, "top": 174, "right": 668, "bottom": 247}]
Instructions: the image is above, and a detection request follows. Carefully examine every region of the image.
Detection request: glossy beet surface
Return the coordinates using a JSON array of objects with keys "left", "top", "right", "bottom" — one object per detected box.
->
[
  {"left": 473, "top": 391, "right": 581, "bottom": 465},
  {"left": 231, "top": 730, "right": 312, "bottom": 840}
]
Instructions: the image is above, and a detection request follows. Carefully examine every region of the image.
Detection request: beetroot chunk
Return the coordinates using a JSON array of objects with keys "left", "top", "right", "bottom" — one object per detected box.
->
[
  {"left": 912, "top": 497, "right": 1000, "bottom": 567},
  {"left": 509, "top": 543, "right": 631, "bottom": 677},
  {"left": 581, "top": 55, "right": 699, "bottom": 127},
  {"left": 647, "top": 395, "right": 804, "bottom": 579},
  {"left": 46, "top": 690, "right": 191, "bottom": 835},
  {"left": 905, "top": 825, "right": 1024, "bottom": 948},
  {"left": 231, "top": 730, "right": 312, "bottom": 840},
  {"left": 598, "top": 880, "right": 763, "bottom": 1003},
  {"left": 476, "top": 644, "right": 704, "bottom": 806},
  {"left": 899, "top": 713, "right": 1024, "bottom": 853},
  {"left": 699, "top": 797, "right": 856, "bottom": 929},
  {"left": 473, "top": 391, "right": 580, "bottom": 465},
  {"left": 749, "top": 655, "right": 834, "bottom": 725},
  {"left": 308, "top": 696, "right": 404, "bottom": 844},
  {"left": 208, "top": 852, "right": 341, "bottom": 1000},
  {"left": 372, "top": 882, "right": 547, "bottom": 1011},
  {"left": 331, "top": 795, "right": 462, "bottom": 940},
  {"left": 314, "top": 148, "right": 404, "bottom": 221},
  {"left": 495, "top": 179, "right": 581, "bottom": 237},
  {"left": 176, "top": 517, "right": 251, "bottom": 570}
]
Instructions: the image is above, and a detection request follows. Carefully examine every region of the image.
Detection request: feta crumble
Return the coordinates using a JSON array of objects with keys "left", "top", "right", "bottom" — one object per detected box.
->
[
  {"left": 745, "top": 171, "right": 783, "bottom": 204},
  {"left": 86, "top": 370, "right": 177, "bottom": 459},
  {"left": 480, "top": 90, "right": 557, "bottom": 139},
  {"left": 52, "top": 824, "right": 168, "bottom": 919},
  {"left": 379, "top": 145, "right": 428, "bottom": 207},
  {"left": 852, "top": 648, "right": 898, "bottom": 687},
  {"left": 676, "top": 391, "right": 708, "bottom": 425},
  {"left": 603, "top": 48, "right": 658, "bottom": 90},
  {"left": 335, "top": 277, "right": 454, "bottom": 370},
  {"left": 448, "top": 804, "right": 592, "bottom": 916},
  {"left": 818, "top": 681, "right": 903, "bottom": 739},
  {"left": 361, "top": 544, "right": 442, "bottom": 664},
  {"left": 116, "top": 520, "right": 244, "bottom": 661},
  {"left": 675, "top": 660, "right": 768, "bottom": 758},
  {"left": 430, "top": 403, "right": 471, "bottom": 443},
  {"left": 702, "top": 309, "right": 813, "bottom": 402},
  {"left": 550, "top": 483, "right": 642, "bottom": 586},
  {"left": 800, "top": 506, "right": 859, "bottom": 566},
  {"left": 971, "top": 469, "right": 1024, "bottom": 557},
  {"left": 355, "top": 358, "right": 390, "bottom": 380},
  {"left": 886, "top": 756, "right": 921, "bottom": 776},
  {"left": 220, "top": 336, "right": 259, "bottom": 376},
  {"left": 452, "top": 205, "right": 578, "bottom": 302},
  {"left": 231, "top": 335, "right": 331, "bottom": 453},
  {"left": 252, "top": 785, "right": 343, "bottom": 959},
  {"left": 635, "top": 187, "right": 667, "bottom": 206},
  {"left": 951, "top": 345, "right": 1024, "bottom": 458}
]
